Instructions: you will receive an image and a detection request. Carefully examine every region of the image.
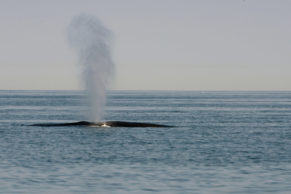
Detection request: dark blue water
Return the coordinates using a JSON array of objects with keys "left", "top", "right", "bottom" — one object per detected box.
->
[{"left": 1, "top": 90, "right": 291, "bottom": 193}]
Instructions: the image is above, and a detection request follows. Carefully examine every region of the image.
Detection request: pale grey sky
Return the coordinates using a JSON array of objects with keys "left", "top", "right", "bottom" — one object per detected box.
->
[{"left": 0, "top": 0, "right": 290, "bottom": 90}]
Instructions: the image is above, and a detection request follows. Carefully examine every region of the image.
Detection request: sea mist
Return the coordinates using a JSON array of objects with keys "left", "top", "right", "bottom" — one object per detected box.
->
[{"left": 68, "top": 14, "right": 114, "bottom": 121}]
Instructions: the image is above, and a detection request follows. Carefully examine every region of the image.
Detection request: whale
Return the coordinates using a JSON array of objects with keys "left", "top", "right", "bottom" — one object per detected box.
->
[{"left": 30, "top": 121, "right": 173, "bottom": 128}]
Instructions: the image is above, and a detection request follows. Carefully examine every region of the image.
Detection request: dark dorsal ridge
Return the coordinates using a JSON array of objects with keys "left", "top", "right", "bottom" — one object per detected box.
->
[{"left": 30, "top": 121, "right": 173, "bottom": 128}]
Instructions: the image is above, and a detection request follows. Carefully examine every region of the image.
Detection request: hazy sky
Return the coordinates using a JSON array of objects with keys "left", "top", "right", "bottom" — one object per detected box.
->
[{"left": 0, "top": 0, "right": 290, "bottom": 90}]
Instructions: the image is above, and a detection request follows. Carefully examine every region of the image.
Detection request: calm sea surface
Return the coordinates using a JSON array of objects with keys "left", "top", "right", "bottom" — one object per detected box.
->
[{"left": 1, "top": 90, "right": 291, "bottom": 193}]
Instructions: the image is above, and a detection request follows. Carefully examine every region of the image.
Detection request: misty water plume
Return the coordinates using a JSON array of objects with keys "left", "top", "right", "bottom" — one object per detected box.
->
[{"left": 68, "top": 14, "right": 114, "bottom": 121}]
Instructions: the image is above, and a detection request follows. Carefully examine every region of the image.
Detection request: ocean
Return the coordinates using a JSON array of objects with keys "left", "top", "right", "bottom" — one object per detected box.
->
[{"left": 1, "top": 90, "right": 291, "bottom": 193}]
